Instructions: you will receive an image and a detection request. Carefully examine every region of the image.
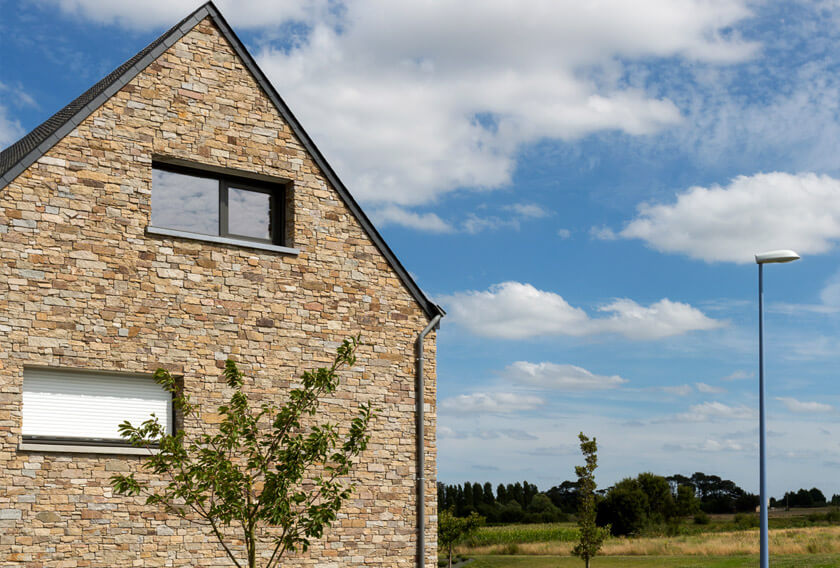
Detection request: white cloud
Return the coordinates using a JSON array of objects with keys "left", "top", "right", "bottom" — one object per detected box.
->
[
  {"left": 462, "top": 213, "right": 518, "bottom": 234},
  {"left": 776, "top": 397, "right": 834, "bottom": 414},
  {"left": 665, "top": 438, "right": 748, "bottom": 452},
  {"left": 438, "top": 427, "right": 537, "bottom": 440},
  {"left": 662, "top": 384, "right": 694, "bottom": 396},
  {"left": 38, "top": 0, "right": 329, "bottom": 30},
  {"left": 0, "top": 105, "right": 24, "bottom": 149},
  {"left": 696, "top": 382, "right": 726, "bottom": 394},
  {"left": 440, "top": 281, "right": 722, "bottom": 340},
  {"left": 557, "top": 228, "right": 572, "bottom": 239},
  {"left": 369, "top": 205, "right": 454, "bottom": 233},
  {"left": 440, "top": 392, "right": 544, "bottom": 414},
  {"left": 504, "top": 203, "right": 550, "bottom": 218},
  {"left": 502, "top": 361, "right": 627, "bottom": 391},
  {"left": 614, "top": 172, "right": 840, "bottom": 263},
  {"left": 39, "top": 1, "right": 758, "bottom": 207},
  {"left": 590, "top": 226, "right": 618, "bottom": 241},
  {"left": 674, "top": 401, "right": 755, "bottom": 422},
  {"left": 722, "top": 370, "right": 753, "bottom": 382},
  {"left": 253, "top": 0, "right": 757, "bottom": 206},
  {"left": 0, "top": 82, "right": 27, "bottom": 149},
  {"left": 462, "top": 204, "right": 551, "bottom": 234}
]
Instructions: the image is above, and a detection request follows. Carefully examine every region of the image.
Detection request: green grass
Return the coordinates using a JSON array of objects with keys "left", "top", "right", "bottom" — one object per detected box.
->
[
  {"left": 466, "top": 523, "right": 578, "bottom": 546},
  {"left": 466, "top": 554, "right": 840, "bottom": 568}
]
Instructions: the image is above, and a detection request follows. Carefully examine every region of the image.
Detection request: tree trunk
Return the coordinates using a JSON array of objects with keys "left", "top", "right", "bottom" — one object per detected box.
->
[
  {"left": 448, "top": 545, "right": 453, "bottom": 568},
  {"left": 585, "top": 557, "right": 590, "bottom": 568},
  {"left": 248, "top": 524, "right": 257, "bottom": 568}
]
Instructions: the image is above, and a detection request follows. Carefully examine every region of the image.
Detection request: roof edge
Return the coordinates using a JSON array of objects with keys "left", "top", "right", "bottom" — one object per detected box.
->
[
  {"left": 0, "top": 4, "right": 212, "bottom": 191},
  {"left": 0, "top": 1, "right": 444, "bottom": 321}
]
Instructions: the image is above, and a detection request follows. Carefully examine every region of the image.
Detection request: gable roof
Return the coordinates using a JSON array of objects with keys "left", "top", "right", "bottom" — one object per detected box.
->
[{"left": 0, "top": 2, "right": 444, "bottom": 321}]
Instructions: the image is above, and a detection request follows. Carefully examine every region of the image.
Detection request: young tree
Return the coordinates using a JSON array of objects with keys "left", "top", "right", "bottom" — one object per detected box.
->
[
  {"left": 438, "top": 509, "right": 483, "bottom": 568},
  {"left": 110, "top": 337, "right": 374, "bottom": 568},
  {"left": 572, "top": 432, "right": 609, "bottom": 568}
]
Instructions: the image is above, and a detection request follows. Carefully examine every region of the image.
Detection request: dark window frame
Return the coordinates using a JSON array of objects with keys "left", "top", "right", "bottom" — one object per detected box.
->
[
  {"left": 20, "top": 368, "right": 178, "bottom": 450},
  {"left": 153, "top": 162, "right": 286, "bottom": 247}
]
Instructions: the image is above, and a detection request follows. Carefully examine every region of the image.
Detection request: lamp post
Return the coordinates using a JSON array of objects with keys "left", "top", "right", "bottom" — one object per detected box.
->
[{"left": 755, "top": 249, "right": 800, "bottom": 568}]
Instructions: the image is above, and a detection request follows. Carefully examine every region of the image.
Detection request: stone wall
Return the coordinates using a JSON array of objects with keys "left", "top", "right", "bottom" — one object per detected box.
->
[{"left": 0, "top": 17, "right": 437, "bottom": 567}]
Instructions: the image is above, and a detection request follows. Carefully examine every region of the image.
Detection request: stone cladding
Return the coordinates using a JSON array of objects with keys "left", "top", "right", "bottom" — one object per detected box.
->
[{"left": 0, "top": 17, "right": 437, "bottom": 567}]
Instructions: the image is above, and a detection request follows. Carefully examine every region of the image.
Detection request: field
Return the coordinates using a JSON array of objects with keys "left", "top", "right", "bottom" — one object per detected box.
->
[
  {"left": 465, "top": 554, "right": 840, "bottom": 567},
  {"left": 447, "top": 510, "right": 840, "bottom": 567}
]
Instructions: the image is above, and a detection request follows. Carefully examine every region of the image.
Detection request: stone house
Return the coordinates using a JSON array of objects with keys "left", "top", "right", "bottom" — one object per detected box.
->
[{"left": 0, "top": 2, "right": 444, "bottom": 566}]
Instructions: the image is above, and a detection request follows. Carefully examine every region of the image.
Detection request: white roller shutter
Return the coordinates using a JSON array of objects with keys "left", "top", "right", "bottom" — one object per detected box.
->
[{"left": 23, "top": 368, "right": 173, "bottom": 442}]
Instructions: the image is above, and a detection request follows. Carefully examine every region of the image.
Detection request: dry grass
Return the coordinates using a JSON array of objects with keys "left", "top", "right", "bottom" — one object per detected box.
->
[{"left": 459, "top": 526, "right": 840, "bottom": 557}]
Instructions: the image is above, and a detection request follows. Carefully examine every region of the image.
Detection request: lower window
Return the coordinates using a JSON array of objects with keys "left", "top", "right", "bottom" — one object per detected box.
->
[{"left": 22, "top": 368, "right": 173, "bottom": 446}]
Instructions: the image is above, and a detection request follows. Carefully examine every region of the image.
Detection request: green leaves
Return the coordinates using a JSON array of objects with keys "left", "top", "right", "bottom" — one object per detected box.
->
[
  {"left": 438, "top": 509, "right": 484, "bottom": 567},
  {"left": 572, "top": 432, "right": 608, "bottom": 566},
  {"left": 109, "top": 336, "right": 374, "bottom": 568}
]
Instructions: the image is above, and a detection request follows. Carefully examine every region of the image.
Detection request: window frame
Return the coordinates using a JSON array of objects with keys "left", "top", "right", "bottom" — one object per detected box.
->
[
  {"left": 19, "top": 367, "right": 177, "bottom": 454},
  {"left": 152, "top": 162, "right": 287, "bottom": 248}
]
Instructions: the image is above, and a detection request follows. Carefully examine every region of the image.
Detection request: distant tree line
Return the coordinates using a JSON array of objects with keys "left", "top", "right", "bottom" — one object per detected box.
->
[
  {"left": 771, "top": 488, "right": 840, "bottom": 509},
  {"left": 665, "top": 472, "right": 759, "bottom": 514},
  {"left": 440, "top": 472, "right": 840, "bottom": 534},
  {"left": 436, "top": 480, "right": 568, "bottom": 524}
]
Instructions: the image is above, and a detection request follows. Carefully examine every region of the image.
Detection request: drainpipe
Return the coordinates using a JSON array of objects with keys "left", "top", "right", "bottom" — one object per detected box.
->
[{"left": 416, "top": 313, "right": 442, "bottom": 568}]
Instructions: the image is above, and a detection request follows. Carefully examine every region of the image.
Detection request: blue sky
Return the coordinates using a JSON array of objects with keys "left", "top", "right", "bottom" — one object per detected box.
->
[{"left": 3, "top": 0, "right": 840, "bottom": 497}]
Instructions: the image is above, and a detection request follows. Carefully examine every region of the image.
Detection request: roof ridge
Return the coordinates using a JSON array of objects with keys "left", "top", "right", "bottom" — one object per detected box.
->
[{"left": 0, "top": 2, "right": 444, "bottom": 320}]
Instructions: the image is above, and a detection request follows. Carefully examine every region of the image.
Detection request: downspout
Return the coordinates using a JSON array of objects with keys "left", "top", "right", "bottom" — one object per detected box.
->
[{"left": 416, "top": 313, "right": 442, "bottom": 568}]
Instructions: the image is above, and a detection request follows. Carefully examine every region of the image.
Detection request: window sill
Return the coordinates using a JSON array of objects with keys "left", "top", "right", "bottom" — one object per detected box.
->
[
  {"left": 18, "top": 442, "right": 159, "bottom": 455},
  {"left": 146, "top": 226, "right": 300, "bottom": 255}
]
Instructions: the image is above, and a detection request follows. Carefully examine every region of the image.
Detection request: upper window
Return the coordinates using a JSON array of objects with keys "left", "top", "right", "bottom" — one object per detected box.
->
[
  {"left": 22, "top": 368, "right": 173, "bottom": 447},
  {"left": 151, "top": 163, "right": 285, "bottom": 246}
]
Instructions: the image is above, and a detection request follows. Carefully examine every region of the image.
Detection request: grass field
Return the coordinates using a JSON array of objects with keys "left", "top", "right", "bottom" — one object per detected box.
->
[
  {"left": 466, "top": 554, "right": 840, "bottom": 567},
  {"left": 464, "top": 526, "right": 840, "bottom": 556},
  {"left": 447, "top": 511, "right": 840, "bottom": 567}
]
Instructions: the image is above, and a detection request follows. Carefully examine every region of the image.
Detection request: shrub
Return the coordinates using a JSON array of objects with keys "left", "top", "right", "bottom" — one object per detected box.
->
[
  {"left": 694, "top": 512, "right": 710, "bottom": 525},
  {"left": 825, "top": 508, "right": 840, "bottom": 523},
  {"left": 734, "top": 513, "right": 759, "bottom": 528}
]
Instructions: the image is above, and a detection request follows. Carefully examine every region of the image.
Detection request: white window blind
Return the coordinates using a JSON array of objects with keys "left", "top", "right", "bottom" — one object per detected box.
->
[{"left": 22, "top": 368, "right": 173, "bottom": 442}]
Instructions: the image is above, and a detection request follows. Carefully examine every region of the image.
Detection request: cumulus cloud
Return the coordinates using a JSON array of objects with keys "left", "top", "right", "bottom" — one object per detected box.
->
[
  {"left": 462, "top": 213, "right": 518, "bottom": 234},
  {"left": 440, "top": 281, "right": 722, "bottom": 340},
  {"left": 674, "top": 401, "right": 755, "bottom": 422},
  {"left": 371, "top": 202, "right": 551, "bottom": 233},
  {"left": 369, "top": 205, "right": 454, "bottom": 233},
  {"left": 696, "top": 382, "right": 726, "bottom": 394},
  {"left": 462, "top": 203, "right": 552, "bottom": 234},
  {"left": 253, "top": 0, "right": 757, "bottom": 206},
  {"left": 503, "top": 203, "right": 550, "bottom": 219},
  {"left": 0, "top": 82, "right": 29, "bottom": 149},
  {"left": 590, "top": 226, "right": 618, "bottom": 241},
  {"left": 38, "top": 0, "right": 329, "bottom": 30},
  {"left": 776, "top": 397, "right": 834, "bottom": 414},
  {"left": 611, "top": 172, "right": 840, "bottom": 263},
  {"left": 557, "top": 228, "right": 572, "bottom": 239},
  {"left": 439, "top": 392, "right": 544, "bottom": 414},
  {"left": 662, "top": 384, "right": 694, "bottom": 396},
  {"left": 438, "top": 427, "right": 538, "bottom": 440},
  {"left": 664, "top": 438, "right": 748, "bottom": 452},
  {"left": 39, "top": 1, "right": 759, "bottom": 209},
  {"left": 819, "top": 270, "right": 840, "bottom": 309},
  {"left": 0, "top": 106, "right": 24, "bottom": 149},
  {"left": 722, "top": 370, "right": 753, "bottom": 381},
  {"left": 501, "top": 361, "right": 627, "bottom": 391}
]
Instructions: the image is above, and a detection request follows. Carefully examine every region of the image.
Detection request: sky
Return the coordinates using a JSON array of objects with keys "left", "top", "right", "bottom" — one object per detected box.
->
[{"left": 2, "top": 0, "right": 840, "bottom": 498}]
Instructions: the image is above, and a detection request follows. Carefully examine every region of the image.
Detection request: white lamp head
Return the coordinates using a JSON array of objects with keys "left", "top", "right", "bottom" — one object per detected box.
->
[{"left": 755, "top": 250, "right": 801, "bottom": 264}]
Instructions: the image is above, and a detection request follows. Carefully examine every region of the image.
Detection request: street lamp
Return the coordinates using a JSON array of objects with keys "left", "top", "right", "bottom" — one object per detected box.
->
[{"left": 755, "top": 249, "right": 800, "bottom": 568}]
